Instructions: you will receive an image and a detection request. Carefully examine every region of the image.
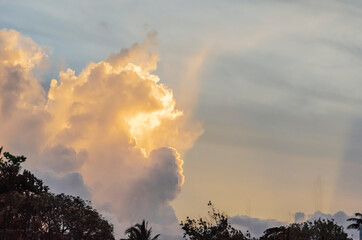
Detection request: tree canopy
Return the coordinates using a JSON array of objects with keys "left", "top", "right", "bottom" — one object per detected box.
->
[
  {"left": 0, "top": 149, "right": 115, "bottom": 240},
  {"left": 180, "top": 201, "right": 250, "bottom": 240},
  {"left": 260, "top": 218, "right": 351, "bottom": 240},
  {"left": 180, "top": 202, "right": 352, "bottom": 240}
]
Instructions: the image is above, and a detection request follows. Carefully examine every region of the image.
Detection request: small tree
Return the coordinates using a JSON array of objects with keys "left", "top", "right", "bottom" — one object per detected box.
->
[
  {"left": 122, "top": 220, "right": 160, "bottom": 240},
  {"left": 180, "top": 201, "right": 248, "bottom": 240}
]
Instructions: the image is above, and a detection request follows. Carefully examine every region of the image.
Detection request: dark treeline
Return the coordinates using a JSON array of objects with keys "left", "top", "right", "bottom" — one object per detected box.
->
[
  {"left": 0, "top": 149, "right": 361, "bottom": 240},
  {"left": 180, "top": 202, "right": 358, "bottom": 240},
  {"left": 0, "top": 149, "right": 114, "bottom": 240}
]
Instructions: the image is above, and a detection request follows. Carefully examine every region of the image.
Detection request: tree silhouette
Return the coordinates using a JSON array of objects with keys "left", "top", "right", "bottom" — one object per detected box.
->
[
  {"left": 261, "top": 226, "right": 288, "bottom": 240},
  {"left": 180, "top": 201, "right": 249, "bottom": 240},
  {"left": 122, "top": 220, "right": 160, "bottom": 240},
  {"left": 0, "top": 149, "right": 115, "bottom": 240},
  {"left": 261, "top": 218, "right": 351, "bottom": 240}
]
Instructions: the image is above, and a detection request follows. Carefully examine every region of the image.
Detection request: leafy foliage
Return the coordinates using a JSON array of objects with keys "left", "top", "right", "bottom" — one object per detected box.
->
[
  {"left": 180, "top": 201, "right": 249, "bottom": 240},
  {"left": 260, "top": 218, "right": 351, "bottom": 240},
  {"left": 0, "top": 149, "right": 115, "bottom": 240},
  {"left": 0, "top": 151, "right": 49, "bottom": 195}
]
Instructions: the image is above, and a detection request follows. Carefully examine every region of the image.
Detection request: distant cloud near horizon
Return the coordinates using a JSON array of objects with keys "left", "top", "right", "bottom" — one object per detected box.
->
[
  {"left": 230, "top": 215, "right": 285, "bottom": 237},
  {"left": 231, "top": 210, "right": 356, "bottom": 239},
  {"left": 294, "top": 212, "right": 306, "bottom": 223}
]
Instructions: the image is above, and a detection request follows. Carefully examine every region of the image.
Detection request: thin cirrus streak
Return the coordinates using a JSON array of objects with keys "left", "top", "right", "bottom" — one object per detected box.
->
[{"left": 0, "top": 28, "right": 202, "bottom": 227}]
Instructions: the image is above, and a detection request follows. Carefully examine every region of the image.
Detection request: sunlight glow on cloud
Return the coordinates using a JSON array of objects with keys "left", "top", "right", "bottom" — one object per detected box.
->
[{"left": 0, "top": 28, "right": 202, "bottom": 232}]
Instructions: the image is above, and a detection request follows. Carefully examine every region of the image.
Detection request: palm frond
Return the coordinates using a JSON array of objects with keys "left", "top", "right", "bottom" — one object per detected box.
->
[
  {"left": 347, "top": 213, "right": 362, "bottom": 231},
  {"left": 151, "top": 234, "right": 160, "bottom": 240},
  {"left": 123, "top": 220, "right": 160, "bottom": 240},
  {"left": 347, "top": 223, "right": 360, "bottom": 230}
]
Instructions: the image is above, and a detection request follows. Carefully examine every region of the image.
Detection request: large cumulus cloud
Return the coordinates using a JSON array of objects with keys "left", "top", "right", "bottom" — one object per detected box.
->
[{"left": 0, "top": 28, "right": 202, "bottom": 236}]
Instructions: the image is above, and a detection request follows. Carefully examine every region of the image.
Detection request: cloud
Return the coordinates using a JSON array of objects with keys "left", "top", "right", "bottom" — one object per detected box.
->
[
  {"left": 123, "top": 148, "right": 183, "bottom": 224},
  {"left": 3, "top": 2, "right": 362, "bottom": 221},
  {"left": 39, "top": 144, "right": 87, "bottom": 173},
  {"left": 0, "top": 29, "right": 48, "bottom": 154},
  {"left": 294, "top": 212, "right": 306, "bottom": 223},
  {"left": 0, "top": 28, "right": 202, "bottom": 238},
  {"left": 230, "top": 215, "right": 285, "bottom": 237},
  {"left": 36, "top": 171, "right": 91, "bottom": 200}
]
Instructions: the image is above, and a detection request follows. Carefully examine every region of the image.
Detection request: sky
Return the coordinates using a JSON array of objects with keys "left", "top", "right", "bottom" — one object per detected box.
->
[{"left": 0, "top": 0, "right": 361, "bottom": 239}]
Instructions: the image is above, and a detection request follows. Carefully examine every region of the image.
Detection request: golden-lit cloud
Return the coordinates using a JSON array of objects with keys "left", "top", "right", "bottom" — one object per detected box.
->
[
  {"left": 0, "top": 28, "right": 202, "bottom": 229},
  {"left": 0, "top": 29, "right": 48, "bottom": 154}
]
